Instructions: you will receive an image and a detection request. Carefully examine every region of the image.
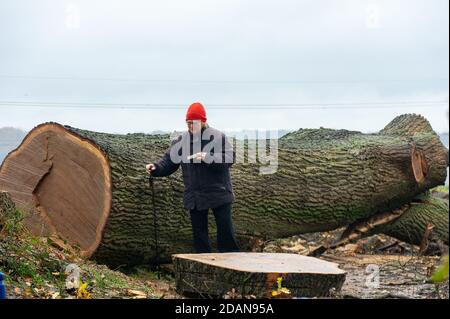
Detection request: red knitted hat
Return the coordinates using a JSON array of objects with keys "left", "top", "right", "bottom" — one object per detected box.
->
[{"left": 186, "top": 102, "right": 207, "bottom": 122}]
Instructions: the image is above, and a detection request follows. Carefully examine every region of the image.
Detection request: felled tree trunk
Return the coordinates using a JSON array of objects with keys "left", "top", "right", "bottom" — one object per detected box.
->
[{"left": 0, "top": 114, "right": 448, "bottom": 267}]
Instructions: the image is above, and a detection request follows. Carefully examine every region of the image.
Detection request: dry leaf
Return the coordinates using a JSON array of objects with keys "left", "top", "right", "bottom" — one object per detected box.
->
[
  {"left": 51, "top": 292, "right": 60, "bottom": 299},
  {"left": 127, "top": 289, "right": 147, "bottom": 298}
]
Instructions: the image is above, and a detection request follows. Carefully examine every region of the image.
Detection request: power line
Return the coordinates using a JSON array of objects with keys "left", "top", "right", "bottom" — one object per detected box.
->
[
  {"left": 0, "top": 74, "right": 448, "bottom": 85},
  {"left": 0, "top": 100, "right": 447, "bottom": 110}
]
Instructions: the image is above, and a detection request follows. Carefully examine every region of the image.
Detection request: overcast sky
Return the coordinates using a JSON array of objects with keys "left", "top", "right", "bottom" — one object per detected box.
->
[{"left": 0, "top": 0, "right": 448, "bottom": 134}]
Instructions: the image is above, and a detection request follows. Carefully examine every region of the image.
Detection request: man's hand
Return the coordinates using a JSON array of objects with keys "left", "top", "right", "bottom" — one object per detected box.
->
[
  {"left": 146, "top": 163, "right": 156, "bottom": 174},
  {"left": 188, "top": 152, "right": 206, "bottom": 161},
  {"left": 196, "top": 152, "right": 207, "bottom": 161}
]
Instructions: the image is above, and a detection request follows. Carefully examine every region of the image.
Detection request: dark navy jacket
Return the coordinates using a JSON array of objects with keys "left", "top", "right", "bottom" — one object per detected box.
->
[{"left": 151, "top": 126, "right": 235, "bottom": 210}]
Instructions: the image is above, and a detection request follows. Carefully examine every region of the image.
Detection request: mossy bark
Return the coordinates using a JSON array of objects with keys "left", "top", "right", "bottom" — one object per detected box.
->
[{"left": 376, "top": 193, "right": 449, "bottom": 245}]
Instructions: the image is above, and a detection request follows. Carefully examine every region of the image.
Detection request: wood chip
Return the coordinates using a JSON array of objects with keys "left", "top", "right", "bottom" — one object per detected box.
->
[{"left": 127, "top": 289, "right": 147, "bottom": 298}]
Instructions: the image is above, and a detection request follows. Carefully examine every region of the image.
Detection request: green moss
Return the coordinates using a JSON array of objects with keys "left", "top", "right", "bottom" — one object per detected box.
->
[
  {"left": 85, "top": 266, "right": 128, "bottom": 289},
  {"left": 433, "top": 185, "right": 449, "bottom": 193}
]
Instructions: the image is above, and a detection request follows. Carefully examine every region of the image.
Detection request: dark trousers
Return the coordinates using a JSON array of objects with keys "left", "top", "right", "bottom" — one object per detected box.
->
[{"left": 189, "top": 203, "right": 240, "bottom": 253}]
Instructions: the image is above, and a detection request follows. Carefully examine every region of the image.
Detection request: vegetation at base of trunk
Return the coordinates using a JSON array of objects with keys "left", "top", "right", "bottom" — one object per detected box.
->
[
  {"left": 0, "top": 195, "right": 177, "bottom": 299},
  {"left": 432, "top": 185, "right": 449, "bottom": 193},
  {"left": 1, "top": 208, "right": 68, "bottom": 297},
  {"left": 432, "top": 255, "right": 449, "bottom": 283}
]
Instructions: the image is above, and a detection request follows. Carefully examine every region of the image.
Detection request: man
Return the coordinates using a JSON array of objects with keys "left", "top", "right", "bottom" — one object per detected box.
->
[{"left": 145, "top": 102, "right": 240, "bottom": 253}]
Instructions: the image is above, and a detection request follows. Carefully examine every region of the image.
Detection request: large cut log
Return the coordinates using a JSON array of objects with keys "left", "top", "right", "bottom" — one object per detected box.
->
[
  {"left": 0, "top": 114, "right": 448, "bottom": 267},
  {"left": 172, "top": 252, "right": 346, "bottom": 298}
]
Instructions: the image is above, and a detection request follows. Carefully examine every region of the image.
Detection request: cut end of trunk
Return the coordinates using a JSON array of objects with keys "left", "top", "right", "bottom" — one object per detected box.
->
[
  {"left": 0, "top": 122, "right": 112, "bottom": 258},
  {"left": 411, "top": 143, "right": 429, "bottom": 183}
]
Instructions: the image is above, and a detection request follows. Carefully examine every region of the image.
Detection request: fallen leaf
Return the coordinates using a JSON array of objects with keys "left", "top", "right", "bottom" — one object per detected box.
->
[
  {"left": 77, "top": 281, "right": 92, "bottom": 299},
  {"left": 23, "top": 288, "right": 32, "bottom": 297},
  {"left": 127, "top": 289, "right": 147, "bottom": 298}
]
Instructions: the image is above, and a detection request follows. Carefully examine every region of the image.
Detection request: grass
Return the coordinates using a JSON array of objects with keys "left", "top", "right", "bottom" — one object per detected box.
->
[
  {"left": 432, "top": 185, "right": 449, "bottom": 193},
  {"left": 126, "top": 265, "right": 175, "bottom": 282},
  {"left": 0, "top": 201, "right": 176, "bottom": 299},
  {"left": 82, "top": 265, "right": 129, "bottom": 290},
  {"left": 0, "top": 208, "right": 69, "bottom": 297}
]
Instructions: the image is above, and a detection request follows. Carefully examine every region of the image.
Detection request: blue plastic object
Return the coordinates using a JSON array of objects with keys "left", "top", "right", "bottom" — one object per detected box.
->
[{"left": 0, "top": 272, "right": 6, "bottom": 299}]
